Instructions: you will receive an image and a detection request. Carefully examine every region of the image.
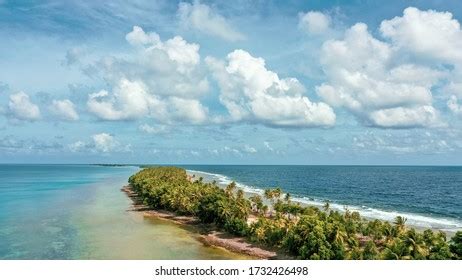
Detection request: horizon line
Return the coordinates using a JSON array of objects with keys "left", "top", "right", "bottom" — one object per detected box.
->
[{"left": 1, "top": 163, "right": 462, "bottom": 167}]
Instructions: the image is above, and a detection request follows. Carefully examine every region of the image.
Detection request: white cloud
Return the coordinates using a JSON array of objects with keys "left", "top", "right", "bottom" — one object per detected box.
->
[
  {"left": 243, "top": 144, "right": 257, "bottom": 153},
  {"left": 380, "top": 7, "right": 462, "bottom": 63},
  {"left": 169, "top": 97, "right": 208, "bottom": 124},
  {"left": 352, "top": 130, "right": 455, "bottom": 155},
  {"left": 139, "top": 124, "right": 168, "bottom": 134},
  {"left": 298, "top": 11, "right": 331, "bottom": 34},
  {"left": 223, "top": 146, "right": 242, "bottom": 156},
  {"left": 316, "top": 22, "right": 443, "bottom": 128},
  {"left": 369, "top": 106, "right": 440, "bottom": 128},
  {"left": 445, "top": 81, "right": 462, "bottom": 98},
  {"left": 378, "top": 7, "right": 462, "bottom": 120},
  {"left": 125, "top": 26, "right": 160, "bottom": 47},
  {"left": 87, "top": 26, "right": 210, "bottom": 124},
  {"left": 263, "top": 141, "right": 274, "bottom": 152},
  {"left": 92, "top": 133, "right": 118, "bottom": 153},
  {"left": 120, "top": 26, "right": 207, "bottom": 91},
  {"left": 207, "top": 49, "right": 335, "bottom": 127},
  {"left": 49, "top": 99, "right": 79, "bottom": 121},
  {"left": 8, "top": 92, "right": 41, "bottom": 121},
  {"left": 68, "top": 140, "right": 86, "bottom": 152},
  {"left": 178, "top": 1, "right": 245, "bottom": 42},
  {"left": 448, "top": 95, "right": 462, "bottom": 115},
  {"left": 69, "top": 133, "right": 130, "bottom": 154},
  {"left": 87, "top": 78, "right": 163, "bottom": 121}
]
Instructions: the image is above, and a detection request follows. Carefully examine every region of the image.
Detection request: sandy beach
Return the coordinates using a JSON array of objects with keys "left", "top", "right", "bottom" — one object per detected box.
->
[{"left": 186, "top": 170, "right": 459, "bottom": 237}]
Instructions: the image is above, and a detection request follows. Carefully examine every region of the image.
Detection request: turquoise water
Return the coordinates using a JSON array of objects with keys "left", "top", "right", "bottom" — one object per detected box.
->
[
  {"left": 183, "top": 165, "right": 462, "bottom": 232},
  {"left": 0, "top": 165, "right": 249, "bottom": 260},
  {"left": 2, "top": 164, "right": 461, "bottom": 259}
]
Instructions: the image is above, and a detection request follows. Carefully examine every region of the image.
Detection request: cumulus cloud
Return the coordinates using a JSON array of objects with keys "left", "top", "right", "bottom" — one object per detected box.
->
[
  {"left": 69, "top": 133, "right": 129, "bottom": 154},
  {"left": 169, "top": 97, "right": 208, "bottom": 124},
  {"left": 87, "top": 26, "right": 210, "bottom": 124},
  {"left": 378, "top": 7, "right": 462, "bottom": 119},
  {"left": 380, "top": 7, "right": 462, "bottom": 63},
  {"left": 316, "top": 22, "right": 443, "bottom": 128},
  {"left": 92, "top": 133, "right": 118, "bottom": 153},
  {"left": 68, "top": 140, "right": 87, "bottom": 153},
  {"left": 298, "top": 11, "right": 331, "bottom": 34},
  {"left": 207, "top": 49, "right": 335, "bottom": 127},
  {"left": 125, "top": 26, "right": 160, "bottom": 47},
  {"left": 49, "top": 99, "right": 79, "bottom": 121},
  {"left": 113, "top": 26, "right": 208, "bottom": 96},
  {"left": 178, "top": 1, "right": 245, "bottom": 42},
  {"left": 87, "top": 78, "right": 163, "bottom": 121},
  {"left": 8, "top": 92, "right": 41, "bottom": 121},
  {"left": 369, "top": 106, "right": 440, "bottom": 128}
]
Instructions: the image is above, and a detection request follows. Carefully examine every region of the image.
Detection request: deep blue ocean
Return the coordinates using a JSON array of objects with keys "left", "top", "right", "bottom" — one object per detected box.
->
[{"left": 182, "top": 165, "right": 462, "bottom": 232}]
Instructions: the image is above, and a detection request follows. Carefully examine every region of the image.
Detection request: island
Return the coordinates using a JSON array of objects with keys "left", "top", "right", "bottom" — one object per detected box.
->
[{"left": 123, "top": 166, "right": 462, "bottom": 260}]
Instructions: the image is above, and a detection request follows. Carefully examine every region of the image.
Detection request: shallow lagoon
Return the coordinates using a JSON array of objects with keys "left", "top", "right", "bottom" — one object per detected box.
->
[{"left": 0, "top": 165, "right": 248, "bottom": 259}]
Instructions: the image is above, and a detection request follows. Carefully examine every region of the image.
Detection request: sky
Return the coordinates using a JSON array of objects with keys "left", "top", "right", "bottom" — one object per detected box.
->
[{"left": 1, "top": 0, "right": 462, "bottom": 165}]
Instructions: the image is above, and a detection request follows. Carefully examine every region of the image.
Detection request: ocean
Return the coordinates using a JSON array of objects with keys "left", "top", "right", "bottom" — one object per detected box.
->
[
  {"left": 0, "top": 164, "right": 249, "bottom": 260},
  {"left": 1, "top": 164, "right": 461, "bottom": 259},
  {"left": 183, "top": 165, "right": 462, "bottom": 233}
]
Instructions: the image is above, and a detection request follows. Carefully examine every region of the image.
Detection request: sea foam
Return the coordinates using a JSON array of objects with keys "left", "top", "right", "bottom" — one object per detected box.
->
[{"left": 187, "top": 169, "right": 462, "bottom": 233}]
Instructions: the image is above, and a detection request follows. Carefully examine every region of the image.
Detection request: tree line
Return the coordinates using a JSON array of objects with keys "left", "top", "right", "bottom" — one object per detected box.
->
[{"left": 128, "top": 166, "right": 462, "bottom": 260}]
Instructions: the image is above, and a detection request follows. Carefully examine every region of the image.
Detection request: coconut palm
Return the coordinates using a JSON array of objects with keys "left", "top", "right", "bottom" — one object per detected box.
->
[
  {"left": 225, "top": 181, "right": 237, "bottom": 198},
  {"left": 402, "top": 229, "right": 428, "bottom": 259},
  {"left": 236, "top": 189, "right": 244, "bottom": 200},
  {"left": 128, "top": 166, "right": 457, "bottom": 260},
  {"left": 249, "top": 195, "right": 263, "bottom": 214},
  {"left": 323, "top": 201, "right": 330, "bottom": 212},
  {"left": 450, "top": 231, "right": 462, "bottom": 259},
  {"left": 394, "top": 216, "right": 407, "bottom": 234}
]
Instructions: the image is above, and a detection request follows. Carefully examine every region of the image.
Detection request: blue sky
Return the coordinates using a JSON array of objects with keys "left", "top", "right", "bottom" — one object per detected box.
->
[{"left": 1, "top": 0, "right": 462, "bottom": 164}]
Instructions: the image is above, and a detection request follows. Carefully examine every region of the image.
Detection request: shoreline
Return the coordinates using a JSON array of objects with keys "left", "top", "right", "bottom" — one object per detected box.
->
[
  {"left": 125, "top": 166, "right": 462, "bottom": 260},
  {"left": 121, "top": 185, "right": 288, "bottom": 259},
  {"left": 186, "top": 170, "right": 460, "bottom": 236}
]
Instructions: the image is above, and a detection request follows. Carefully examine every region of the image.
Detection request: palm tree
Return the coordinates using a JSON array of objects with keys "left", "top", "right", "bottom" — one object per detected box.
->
[
  {"left": 450, "top": 231, "right": 462, "bottom": 259},
  {"left": 331, "top": 224, "right": 348, "bottom": 246},
  {"left": 225, "top": 181, "right": 237, "bottom": 198},
  {"left": 394, "top": 216, "right": 407, "bottom": 234},
  {"left": 129, "top": 166, "right": 457, "bottom": 260},
  {"left": 264, "top": 189, "right": 273, "bottom": 201},
  {"left": 236, "top": 189, "right": 244, "bottom": 200},
  {"left": 273, "top": 187, "right": 282, "bottom": 200},
  {"left": 402, "top": 229, "right": 428, "bottom": 259},
  {"left": 323, "top": 201, "right": 330, "bottom": 212},
  {"left": 249, "top": 195, "right": 263, "bottom": 214}
]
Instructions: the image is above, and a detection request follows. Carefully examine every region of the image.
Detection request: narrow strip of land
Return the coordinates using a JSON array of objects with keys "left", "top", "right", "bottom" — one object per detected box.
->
[{"left": 124, "top": 166, "right": 462, "bottom": 260}]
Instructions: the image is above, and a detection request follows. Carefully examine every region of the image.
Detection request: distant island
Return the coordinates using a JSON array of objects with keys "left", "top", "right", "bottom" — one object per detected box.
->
[{"left": 125, "top": 166, "right": 462, "bottom": 260}]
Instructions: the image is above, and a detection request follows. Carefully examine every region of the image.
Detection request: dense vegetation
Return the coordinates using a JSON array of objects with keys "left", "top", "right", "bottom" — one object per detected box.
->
[{"left": 129, "top": 166, "right": 462, "bottom": 260}]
